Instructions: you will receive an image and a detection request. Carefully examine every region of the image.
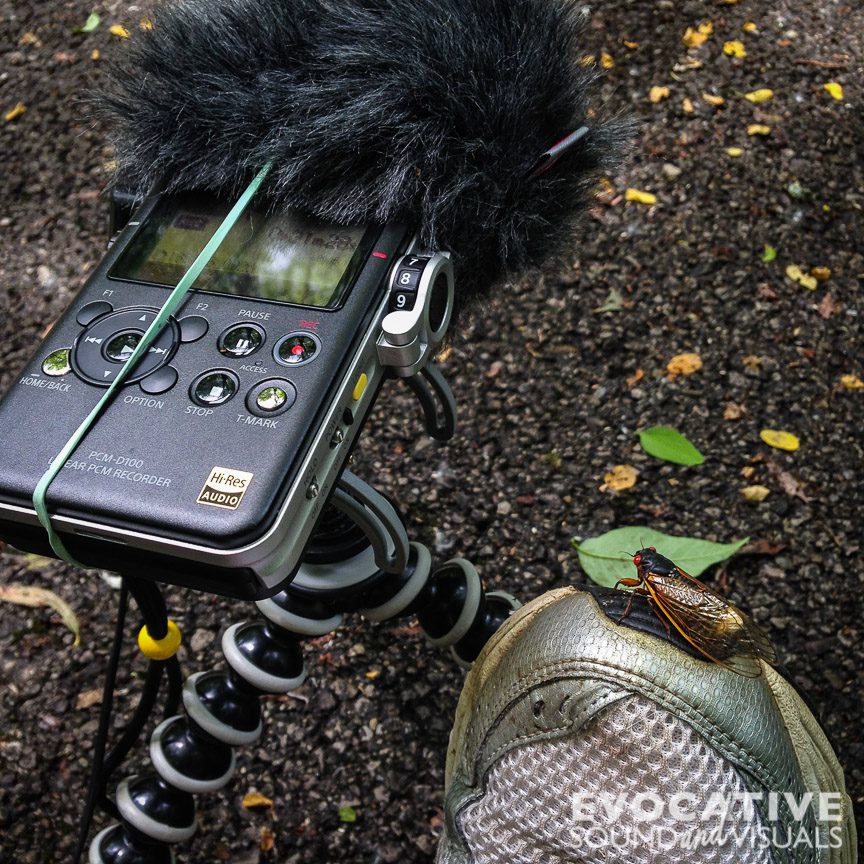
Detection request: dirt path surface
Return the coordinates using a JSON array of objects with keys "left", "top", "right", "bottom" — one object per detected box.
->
[{"left": 1, "top": 1, "right": 862, "bottom": 862}]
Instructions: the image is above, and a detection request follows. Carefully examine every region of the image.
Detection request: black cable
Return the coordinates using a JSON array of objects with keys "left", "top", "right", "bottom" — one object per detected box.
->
[
  {"left": 125, "top": 576, "right": 168, "bottom": 640},
  {"left": 98, "top": 660, "right": 165, "bottom": 798},
  {"left": 72, "top": 579, "right": 130, "bottom": 864},
  {"left": 164, "top": 655, "right": 183, "bottom": 718}
]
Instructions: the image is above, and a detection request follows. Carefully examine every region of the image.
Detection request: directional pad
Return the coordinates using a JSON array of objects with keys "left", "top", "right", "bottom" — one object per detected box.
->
[{"left": 71, "top": 306, "right": 180, "bottom": 386}]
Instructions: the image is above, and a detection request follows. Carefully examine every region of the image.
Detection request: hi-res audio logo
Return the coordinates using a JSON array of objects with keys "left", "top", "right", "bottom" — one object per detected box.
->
[{"left": 197, "top": 467, "right": 254, "bottom": 509}]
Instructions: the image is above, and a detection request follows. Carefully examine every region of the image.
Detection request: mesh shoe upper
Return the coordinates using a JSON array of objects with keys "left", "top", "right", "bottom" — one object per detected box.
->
[{"left": 438, "top": 587, "right": 857, "bottom": 864}]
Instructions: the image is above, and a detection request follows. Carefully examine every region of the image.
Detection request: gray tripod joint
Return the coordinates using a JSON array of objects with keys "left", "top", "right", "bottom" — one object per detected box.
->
[{"left": 377, "top": 251, "right": 454, "bottom": 378}]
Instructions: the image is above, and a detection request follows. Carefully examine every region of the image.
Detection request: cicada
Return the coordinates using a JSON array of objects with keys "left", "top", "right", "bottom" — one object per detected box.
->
[{"left": 614, "top": 547, "right": 778, "bottom": 677}]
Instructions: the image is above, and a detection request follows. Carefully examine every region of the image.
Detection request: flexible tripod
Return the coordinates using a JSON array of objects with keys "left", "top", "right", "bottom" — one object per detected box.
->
[{"left": 84, "top": 371, "right": 520, "bottom": 863}]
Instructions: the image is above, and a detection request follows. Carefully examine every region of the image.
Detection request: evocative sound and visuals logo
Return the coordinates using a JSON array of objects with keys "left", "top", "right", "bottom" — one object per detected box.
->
[{"left": 197, "top": 467, "right": 254, "bottom": 509}]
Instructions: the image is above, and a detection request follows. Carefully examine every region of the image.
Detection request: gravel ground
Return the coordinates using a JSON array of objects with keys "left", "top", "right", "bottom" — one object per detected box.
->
[{"left": 1, "top": 1, "right": 862, "bottom": 862}]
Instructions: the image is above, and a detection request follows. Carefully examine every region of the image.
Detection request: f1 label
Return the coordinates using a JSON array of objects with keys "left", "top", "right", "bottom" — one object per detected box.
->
[{"left": 197, "top": 467, "right": 254, "bottom": 510}]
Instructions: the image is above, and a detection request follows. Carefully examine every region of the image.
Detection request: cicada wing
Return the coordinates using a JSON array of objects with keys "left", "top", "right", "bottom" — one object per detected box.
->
[{"left": 643, "top": 569, "right": 778, "bottom": 675}]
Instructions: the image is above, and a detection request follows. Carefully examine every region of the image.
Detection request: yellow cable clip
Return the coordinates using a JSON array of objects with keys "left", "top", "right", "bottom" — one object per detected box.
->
[{"left": 138, "top": 619, "right": 182, "bottom": 660}]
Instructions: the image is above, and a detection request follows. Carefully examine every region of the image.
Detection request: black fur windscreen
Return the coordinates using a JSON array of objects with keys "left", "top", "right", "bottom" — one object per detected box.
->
[{"left": 98, "top": 0, "right": 631, "bottom": 310}]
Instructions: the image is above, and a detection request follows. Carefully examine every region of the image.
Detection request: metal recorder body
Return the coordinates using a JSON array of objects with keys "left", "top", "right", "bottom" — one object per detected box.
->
[{"left": 0, "top": 190, "right": 453, "bottom": 598}]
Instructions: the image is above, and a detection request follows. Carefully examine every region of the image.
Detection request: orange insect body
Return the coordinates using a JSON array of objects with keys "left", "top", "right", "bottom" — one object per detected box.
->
[{"left": 616, "top": 547, "right": 778, "bottom": 677}]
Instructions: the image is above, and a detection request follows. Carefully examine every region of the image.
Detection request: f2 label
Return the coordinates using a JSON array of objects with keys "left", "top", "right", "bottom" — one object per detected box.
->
[{"left": 197, "top": 467, "right": 254, "bottom": 510}]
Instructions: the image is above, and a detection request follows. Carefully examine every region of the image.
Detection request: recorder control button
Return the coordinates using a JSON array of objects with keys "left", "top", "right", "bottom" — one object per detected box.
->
[
  {"left": 191, "top": 371, "right": 238, "bottom": 406},
  {"left": 73, "top": 307, "right": 178, "bottom": 386},
  {"left": 178, "top": 315, "right": 209, "bottom": 343},
  {"left": 76, "top": 301, "right": 113, "bottom": 326},
  {"left": 219, "top": 324, "right": 264, "bottom": 358},
  {"left": 245, "top": 379, "right": 297, "bottom": 417},
  {"left": 104, "top": 330, "right": 142, "bottom": 363},
  {"left": 42, "top": 348, "right": 71, "bottom": 377},
  {"left": 274, "top": 333, "right": 320, "bottom": 367},
  {"left": 139, "top": 365, "right": 178, "bottom": 395}
]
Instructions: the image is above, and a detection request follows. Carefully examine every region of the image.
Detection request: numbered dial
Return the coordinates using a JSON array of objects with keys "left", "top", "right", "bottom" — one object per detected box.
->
[{"left": 388, "top": 255, "right": 430, "bottom": 312}]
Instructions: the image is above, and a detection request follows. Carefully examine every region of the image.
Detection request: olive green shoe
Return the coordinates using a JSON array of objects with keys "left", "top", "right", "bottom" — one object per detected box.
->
[{"left": 438, "top": 587, "right": 857, "bottom": 864}]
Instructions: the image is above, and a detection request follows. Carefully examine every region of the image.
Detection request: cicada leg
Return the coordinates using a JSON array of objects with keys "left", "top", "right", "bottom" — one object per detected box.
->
[{"left": 613, "top": 578, "right": 650, "bottom": 624}]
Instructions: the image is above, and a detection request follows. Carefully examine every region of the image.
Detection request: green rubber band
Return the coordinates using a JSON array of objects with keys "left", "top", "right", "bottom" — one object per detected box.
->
[{"left": 33, "top": 163, "right": 273, "bottom": 567}]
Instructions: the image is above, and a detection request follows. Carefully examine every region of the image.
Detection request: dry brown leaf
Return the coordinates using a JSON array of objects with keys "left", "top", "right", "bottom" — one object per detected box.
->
[
  {"left": 626, "top": 367, "right": 645, "bottom": 387},
  {"left": 810, "top": 266, "right": 831, "bottom": 281},
  {"left": 724, "top": 402, "right": 745, "bottom": 420},
  {"left": 818, "top": 294, "right": 838, "bottom": 320},
  {"left": 742, "top": 355, "right": 763, "bottom": 371},
  {"left": 766, "top": 460, "right": 812, "bottom": 501},
  {"left": 260, "top": 828, "right": 276, "bottom": 853},
  {"left": 76, "top": 689, "right": 102, "bottom": 710}
]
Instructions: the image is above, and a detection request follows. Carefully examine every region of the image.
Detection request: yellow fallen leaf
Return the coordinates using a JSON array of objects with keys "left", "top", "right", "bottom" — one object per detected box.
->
[
  {"left": 242, "top": 792, "right": 274, "bottom": 809},
  {"left": 365, "top": 668, "right": 381, "bottom": 679},
  {"left": 674, "top": 57, "right": 704, "bottom": 72},
  {"left": 623, "top": 40, "right": 639, "bottom": 49},
  {"left": 747, "top": 124, "right": 771, "bottom": 135},
  {"left": 682, "top": 97, "right": 694, "bottom": 113},
  {"left": 600, "top": 464, "right": 638, "bottom": 493},
  {"left": 580, "top": 54, "right": 596, "bottom": 67},
  {"left": 824, "top": 82, "right": 844, "bottom": 101},
  {"left": 744, "top": 89, "right": 774, "bottom": 103},
  {"left": 91, "top": 48, "right": 100, "bottom": 61},
  {"left": 666, "top": 352, "right": 703, "bottom": 376},
  {"left": 140, "top": 17, "right": 154, "bottom": 31},
  {"left": 840, "top": 374, "right": 864, "bottom": 390},
  {"left": 760, "top": 429, "right": 800, "bottom": 452},
  {"left": 723, "top": 40, "right": 747, "bottom": 58},
  {"left": 683, "top": 22, "right": 712, "bottom": 48},
  {"left": 109, "top": 24, "right": 130, "bottom": 38},
  {"left": 600, "top": 51, "right": 615, "bottom": 69},
  {"left": 4, "top": 103, "right": 26, "bottom": 122},
  {"left": 702, "top": 93, "right": 725, "bottom": 106},
  {"left": 0, "top": 584, "right": 81, "bottom": 645},
  {"left": 742, "top": 22, "right": 758, "bottom": 33},
  {"left": 726, "top": 147, "right": 744, "bottom": 157},
  {"left": 741, "top": 485, "right": 771, "bottom": 503},
  {"left": 785, "top": 264, "right": 818, "bottom": 290},
  {"left": 625, "top": 188, "right": 656, "bottom": 205},
  {"left": 649, "top": 86, "right": 670, "bottom": 103},
  {"left": 810, "top": 266, "right": 831, "bottom": 281}
]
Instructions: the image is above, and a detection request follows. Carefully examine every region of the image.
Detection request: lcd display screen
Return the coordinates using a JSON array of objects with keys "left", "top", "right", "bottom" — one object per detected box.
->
[{"left": 110, "top": 192, "right": 372, "bottom": 308}]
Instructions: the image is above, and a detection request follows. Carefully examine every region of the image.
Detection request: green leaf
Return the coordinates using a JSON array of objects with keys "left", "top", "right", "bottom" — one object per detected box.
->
[
  {"left": 761, "top": 244, "right": 777, "bottom": 263},
  {"left": 338, "top": 806, "right": 357, "bottom": 823},
  {"left": 571, "top": 528, "right": 749, "bottom": 588},
  {"left": 73, "top": 12, "right": 101, "bottom": 33},
  {"left": 637, "top": 426, "right": 704, "bottom": 465}
]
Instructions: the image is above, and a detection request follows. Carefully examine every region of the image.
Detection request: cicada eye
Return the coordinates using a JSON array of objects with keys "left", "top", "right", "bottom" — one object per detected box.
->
[
  {"left": 648, "top": 546, "right": 656, "bottom": 552},
  {"left": 633, "top": 555, "right": 642, "bottom": 566}
]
